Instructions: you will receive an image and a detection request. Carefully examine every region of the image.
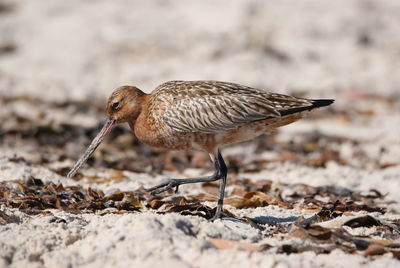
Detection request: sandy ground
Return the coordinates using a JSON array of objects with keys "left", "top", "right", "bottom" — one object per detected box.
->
[{"left": 1, "top": 0, "right": 400, "bottom": 267}]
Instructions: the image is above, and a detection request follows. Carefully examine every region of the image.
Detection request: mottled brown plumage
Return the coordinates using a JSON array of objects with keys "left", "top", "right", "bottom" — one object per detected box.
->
[{"left": 68, "top": 80, "right": 334, "bottom": 220}]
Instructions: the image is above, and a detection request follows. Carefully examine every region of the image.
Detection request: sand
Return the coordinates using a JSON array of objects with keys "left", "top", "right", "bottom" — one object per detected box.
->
[{"left": 1, "top": 0, "right": 400, "bottom": 267}]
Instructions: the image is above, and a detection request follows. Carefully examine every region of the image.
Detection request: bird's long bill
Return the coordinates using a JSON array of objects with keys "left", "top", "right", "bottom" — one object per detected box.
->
[{"left": 67, "top": 118, "right": 116, "bottom": 178}]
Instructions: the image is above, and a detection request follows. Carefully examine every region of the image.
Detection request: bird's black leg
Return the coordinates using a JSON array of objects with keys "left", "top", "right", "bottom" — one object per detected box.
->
[
  {"left": 146, "top": 149, "right": 228, "bottom": 220},
  {"left": 210, "top": 151, "right": 227, "bottom": 221}
]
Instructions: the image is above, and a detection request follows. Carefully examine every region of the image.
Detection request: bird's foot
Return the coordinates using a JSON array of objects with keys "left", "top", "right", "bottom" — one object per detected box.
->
[
  {"left": 146, "top": 179, "right": 182, "bottom": 195},
  {"left": 210, "top": 203, "right": 224, "bottom": 221},
  {"left": 210, "top": 212, "right": 223, "bottom": 222}
]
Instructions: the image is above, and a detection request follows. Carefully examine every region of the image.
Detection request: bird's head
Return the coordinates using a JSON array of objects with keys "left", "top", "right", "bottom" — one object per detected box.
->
[
  {"left": 67, "top": 85, "right": 145, "bottom": 178},
  {"left": 106, "top": 85, "right": 145, "bottom": 123}
]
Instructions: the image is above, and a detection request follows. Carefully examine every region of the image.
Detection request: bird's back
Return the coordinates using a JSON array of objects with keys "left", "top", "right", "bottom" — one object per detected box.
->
[{"left": 147, "top": 80, "right": 333, "bottom": 133}]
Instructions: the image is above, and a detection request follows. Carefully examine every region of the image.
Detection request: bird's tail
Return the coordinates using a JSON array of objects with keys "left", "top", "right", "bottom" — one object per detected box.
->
[
  {"left": 280, "top": 99, "right": 334, "bottom": 116},
  {"left": 310, "top": 99, "right": 335, "bottom": 108}
]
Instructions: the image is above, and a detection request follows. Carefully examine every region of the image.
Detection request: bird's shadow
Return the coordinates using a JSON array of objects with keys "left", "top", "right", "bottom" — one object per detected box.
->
[
  {"left": 221, "top": 215, "right": 298, "bottom": 227},
  {"left": 250, "top": 215, "right": 299, "bottom": 226}
]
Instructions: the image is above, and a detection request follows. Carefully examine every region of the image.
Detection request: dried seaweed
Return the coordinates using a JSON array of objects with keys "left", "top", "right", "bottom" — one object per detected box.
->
[
  {"left": 0, "top": 173, "right": 398, "bottom": 259},
  {"left": 0, "top": 177, "right": 144, "bottom": 214}
]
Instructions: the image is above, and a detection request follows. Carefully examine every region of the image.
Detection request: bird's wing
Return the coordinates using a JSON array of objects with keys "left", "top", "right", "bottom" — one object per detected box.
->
[{"left": 154, "top": 81, "right": 312, "bottom": 134}]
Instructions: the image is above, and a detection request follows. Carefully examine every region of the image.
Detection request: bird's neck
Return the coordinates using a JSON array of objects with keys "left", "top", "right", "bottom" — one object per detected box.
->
[{"left": 128, "top": 92, "right": 149, "bottom": 128}]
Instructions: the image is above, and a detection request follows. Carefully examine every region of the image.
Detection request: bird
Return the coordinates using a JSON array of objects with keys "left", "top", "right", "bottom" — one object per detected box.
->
[{"left": 67, "top": 80, "right": 334, "bottom": 220}]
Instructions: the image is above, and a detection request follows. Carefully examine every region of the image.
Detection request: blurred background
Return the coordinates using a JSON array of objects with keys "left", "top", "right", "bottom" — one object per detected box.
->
[
  {"left": 1, "top": 0, "right": 399, "bottom": 101},
  {"left": 0, "top": 0, "right": 399, "bottom": 180}
]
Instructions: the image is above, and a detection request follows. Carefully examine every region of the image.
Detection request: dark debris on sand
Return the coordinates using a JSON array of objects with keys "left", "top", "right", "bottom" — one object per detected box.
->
[{"left": 1, "top": 176, "right": 399, "bottom": 258}]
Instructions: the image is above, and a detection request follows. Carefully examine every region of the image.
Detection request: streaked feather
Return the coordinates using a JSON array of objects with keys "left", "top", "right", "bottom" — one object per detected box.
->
[{"left": 149, "top": 81, "right": 324, "bottom": 134}]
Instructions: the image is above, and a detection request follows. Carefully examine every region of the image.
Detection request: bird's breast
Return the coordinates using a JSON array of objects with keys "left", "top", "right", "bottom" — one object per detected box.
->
[{"left": 131, "top": 112, "right": 198, "bottom": 151}]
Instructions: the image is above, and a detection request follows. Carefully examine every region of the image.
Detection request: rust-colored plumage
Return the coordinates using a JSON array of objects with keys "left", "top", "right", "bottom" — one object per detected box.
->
[{"left": 68, "top": 80, "right": 334, "bottom": 220}]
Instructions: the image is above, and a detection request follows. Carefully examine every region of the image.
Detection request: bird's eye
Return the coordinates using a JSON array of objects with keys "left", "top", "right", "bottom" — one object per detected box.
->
[{"left": 112, "top": 101, "right": 120, "bottom": 109}]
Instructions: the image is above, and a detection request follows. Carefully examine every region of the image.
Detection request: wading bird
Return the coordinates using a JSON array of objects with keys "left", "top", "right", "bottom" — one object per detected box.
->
[{"left": 67, "top": 80, "right": 333, "bottom": 220}]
